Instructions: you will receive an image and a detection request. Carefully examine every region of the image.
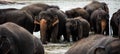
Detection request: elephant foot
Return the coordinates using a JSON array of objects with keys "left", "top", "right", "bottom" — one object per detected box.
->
[
  {"left": 63, "top": 39, "right": 70, "bottom": 42},
  {"left": 51, "top": 38, "right": 60, "bottom": 43},
  {"left": 42, "top": 41, "right": 48, "bottom": 44}
]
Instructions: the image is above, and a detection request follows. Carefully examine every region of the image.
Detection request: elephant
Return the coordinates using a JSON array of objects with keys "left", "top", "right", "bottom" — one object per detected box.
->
[
  {"left": 111, "top": 9, "right": 120, "bottom": 37},
  {"left": 90, "top": 8, "right": 109, "bottom": 35},
  {"left": 65, "top": 34, "right": 120, "bottom": 54},
  {"left": 84, "top": 1, "right": 109, "bottom": 31},
  {"left": 84, "top": 1, "right": 109, "bottom": 16},
  {"left": 0, "top": 22, "right": 44, "bottom": 54},
  {"left": 21, "top": 3, "right": 59, "bottom": 32},
  {"left": 65, "top": 7, "right": 89, "bottom": 22},
  {"left": 65, "top": 17, "right": 90, "bottom": 42},
  {"left": 0, "top": 8, "right": 34, "bottom": 34},
  {"left": 34, "top": 8, "right": 67, "bottom": 44}
]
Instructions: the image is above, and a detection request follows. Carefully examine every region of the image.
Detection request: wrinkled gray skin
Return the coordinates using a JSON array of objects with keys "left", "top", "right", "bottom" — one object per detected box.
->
[
  {"left": 65, "top": 34, "right": 120, "bottom": 54},
  {"left": 0, "top": 8, "right": 34, "bottom": 34},
  {"left": 36, "top": 8, "right": 67, "bottom": 44},
  {"left": 91, "top": 8, "right": 109, "bottom": 35},
  {"left": 84, "top": 1, "right": 109, "bottom": 33},
  {"left": 65, "top": 17, "right": 90, "bottom": 42},
  {"left": 0, "top": 22, "right": 44, "bottom": 54}
]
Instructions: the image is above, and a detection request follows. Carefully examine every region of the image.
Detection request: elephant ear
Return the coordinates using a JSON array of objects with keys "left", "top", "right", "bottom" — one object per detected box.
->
[
  {"left": 94, "top": 46, "right": 106, "bottom": 54},
  {"left": 34, "top": 15, "right": 41, "bottom": 25},
  {"left": 52, "top": 15, "right": 59, "bottom": 26},
  {"left": 0, "top": 36, "right": 11, "bottom": 54}
]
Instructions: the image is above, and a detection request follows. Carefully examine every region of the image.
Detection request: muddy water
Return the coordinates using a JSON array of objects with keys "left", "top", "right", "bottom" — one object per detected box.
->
[{"left": 0, "top": 0, "right": 120, "bottom": 54}]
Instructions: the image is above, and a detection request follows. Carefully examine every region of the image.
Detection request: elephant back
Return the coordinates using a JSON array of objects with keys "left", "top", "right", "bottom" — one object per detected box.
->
[{"left": 65, "top": 35, "right": 120, "bottom": 54}]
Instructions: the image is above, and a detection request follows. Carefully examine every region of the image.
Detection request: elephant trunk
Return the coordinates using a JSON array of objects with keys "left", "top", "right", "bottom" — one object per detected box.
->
[
  {"left": 40, "top": 19, "right": 47, "bottom": 44},
  {"left": 101, "top": 19, "right": 106, "bottom": 34}
]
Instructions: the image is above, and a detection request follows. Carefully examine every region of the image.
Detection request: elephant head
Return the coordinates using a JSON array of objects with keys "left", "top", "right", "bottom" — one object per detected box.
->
[
  {"left": 34, "top": 8, "right": 60, "bottom": 44},
  {"left": 66, "top": 19, "right": 78, "bottom": 34},
  {"left": 65, "top": 9, "right": 75, "bottom": 18},
  {"left": 65, "top": 19, "right": 76, "bottom": 41}
]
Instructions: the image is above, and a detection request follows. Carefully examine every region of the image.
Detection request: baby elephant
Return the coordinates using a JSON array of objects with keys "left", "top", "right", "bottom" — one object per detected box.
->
[
  {"left": 66, "top": 34, "right": 120, "bottom": 54},
  {"left": 65, "top": 17, "right": 90, "bottom": 42}
]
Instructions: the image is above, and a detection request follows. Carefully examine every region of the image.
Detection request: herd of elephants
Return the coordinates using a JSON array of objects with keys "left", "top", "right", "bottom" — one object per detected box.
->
[{"left": 0, "top": 0, "right": 120, "bottom": 54}]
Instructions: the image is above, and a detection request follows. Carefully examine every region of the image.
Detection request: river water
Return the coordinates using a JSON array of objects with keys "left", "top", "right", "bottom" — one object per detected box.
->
[{"left": 0, "top": 0, "right": 120, "bottom": 54}]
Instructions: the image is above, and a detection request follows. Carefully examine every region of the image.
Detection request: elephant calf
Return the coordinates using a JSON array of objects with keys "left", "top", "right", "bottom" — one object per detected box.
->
[
  {"left": 65, "top": 17, "right": 90, "bottom": 42},
  {"left": 65, "top": 34, "right": 120, "bottom": 54},
  {"left": 0, "top": 22, "right": 44, "bottom": 54}
]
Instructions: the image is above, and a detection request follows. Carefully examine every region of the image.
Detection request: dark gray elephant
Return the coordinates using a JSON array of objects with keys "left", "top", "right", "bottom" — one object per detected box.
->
[
  {"left": 91, "top": 8, "right": 109, "bottom": 35},
  {"left": 84, "top": 1, "right": 109, "bottom": 32},
  {"left": 21, "top": 3, "right": 59, "bottom": 32},
  {"left": 111, "top": 9, "right": 120, "bottom": 38},
  {"left": 65, "top": 17, "right": 90, "bottom": 42},
  {"left": 0, "top": 22, "right": 44, "bottom": 54},
  {"left": 34, "top": 8, "right": 67, "bottom": 44},
  {"left": 0, "top": 8, "right": 34, "bottom": 34},
  {"left": 66, "top": 34, "right": 120, "bottom": 54}
]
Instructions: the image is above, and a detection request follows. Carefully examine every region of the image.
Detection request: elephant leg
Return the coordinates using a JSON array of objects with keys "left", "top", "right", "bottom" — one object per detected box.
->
[
  {"left": 65, "top": 34, "right": 70, "bottom": 42},
  {"left": 57, "top": 35, "right": 61, "bottom": 42},
  {"left": 65, "top": 26, "right": 71, "bottom": 42},
  {"left": 46, "top": 30, "right": 51, "bottom": 42},
  {"left": 94, "top": 22, "right": 97, "bottom": 34},
  {"left": 46, "top": 34, "right": 50, "bottom": 42},
  {"left": 72, "top": 35, "right": 77, "bottom": 42},
  {"left": 113, "top": 27, "right": 118, "bottom": 37},
  {"left": 78, "top": 24, "right": 83, "bottom": 40},
  {"left": 105, "top": 20, "right": 109, "bottom": 35},
  {"left": 96, "top": 21, "right": 101, "bottom": 34},
  {"left": 51, "top": 24, "right": 59, "bottom": 43},
  {"left": 111, "top": 22, "right": 118, "bottom": 37},
  {"left": 72, "top": 32, "right": 77, "bottom": 42},
  {"left": 118, "top": 24, "right": 120, "bottom": 38},
  {"left": 63, "top": 31, "right": 70, "bottom": 42}
]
